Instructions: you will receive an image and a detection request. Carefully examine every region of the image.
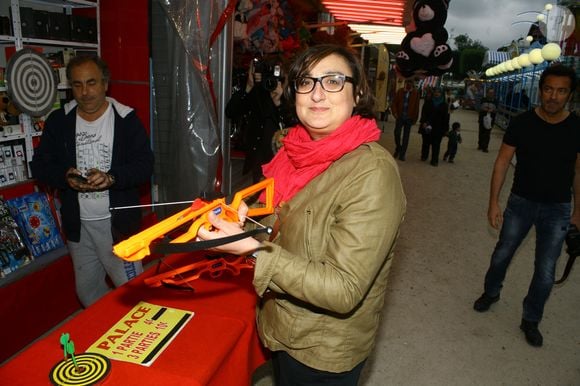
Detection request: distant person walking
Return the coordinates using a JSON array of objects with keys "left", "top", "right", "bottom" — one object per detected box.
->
[
  {"left": 391, "top": 79, "right": 420, "bottom": 161},
  {"left": 419, "top": 87, "right": 449, "bottom": 166},
  {"left": 477, "top": 88, "right": 497, "bottom": 152},
  {"left": 443, "top": 122, "right": 462, "bottom": 163}
]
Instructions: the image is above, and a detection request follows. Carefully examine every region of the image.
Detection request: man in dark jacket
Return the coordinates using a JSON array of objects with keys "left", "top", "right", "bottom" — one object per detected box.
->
[
  {"left": 31, "top": 55, "right": 154, "bottom": 307},
  {"left": 391, "top": 79, "right": 420, "bottom": 161}
]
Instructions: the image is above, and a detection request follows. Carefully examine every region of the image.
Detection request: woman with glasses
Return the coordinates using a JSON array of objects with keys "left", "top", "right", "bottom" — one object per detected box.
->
[{"left": 198, "top": 44, "right": 406, "bottom": 385}]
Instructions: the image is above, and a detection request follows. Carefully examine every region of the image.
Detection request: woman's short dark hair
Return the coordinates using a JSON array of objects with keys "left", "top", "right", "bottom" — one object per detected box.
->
[
  {"left": 66, "top": 55, "right": 110, "bottom": 84},
  {"left": 539, "top": 64, "right": 577, "bottom": 93},
  {"left": 284, "top": 44, "right": 376, "bottom": 119}
]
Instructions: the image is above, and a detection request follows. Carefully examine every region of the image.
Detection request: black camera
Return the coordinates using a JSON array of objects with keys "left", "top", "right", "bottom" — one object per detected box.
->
[{"left": 253, "top": 58, "right": 282, "bottom": 92}]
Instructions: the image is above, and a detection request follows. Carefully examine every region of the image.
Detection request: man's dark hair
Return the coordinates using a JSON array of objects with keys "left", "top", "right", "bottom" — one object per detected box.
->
[
  {"left": 539, "top": 64, "right": 577, "bottom": 93},
  {"left": 66, "top": 55, "right": 110, "bottom": 84},
  {"left": 452, "top": 122, "right": 460, "bottom": 130}
]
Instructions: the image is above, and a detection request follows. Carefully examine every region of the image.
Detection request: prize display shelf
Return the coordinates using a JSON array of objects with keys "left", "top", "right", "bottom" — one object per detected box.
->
[
  {"left": 0, "top": 0, "right": 100, "bottom": 303},
  {"left": 0, "top": 0, "right": 100, "bottom": 190},
  {"left": 0, "top": 0, "right": 100, "bottom": 364}
]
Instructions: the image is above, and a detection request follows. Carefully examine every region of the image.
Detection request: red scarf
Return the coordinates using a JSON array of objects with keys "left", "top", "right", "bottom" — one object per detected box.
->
[{"left": 262, "top": 116, "right": 381, "bottom": 206}]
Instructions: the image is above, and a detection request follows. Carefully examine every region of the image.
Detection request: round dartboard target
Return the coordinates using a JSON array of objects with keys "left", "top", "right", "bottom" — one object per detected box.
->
[
  {"left": 49, "top": 353, "right": 111, "bottom": 386},
  {"left": 6, "top": 48, "right": 57, "bottom": 117}
]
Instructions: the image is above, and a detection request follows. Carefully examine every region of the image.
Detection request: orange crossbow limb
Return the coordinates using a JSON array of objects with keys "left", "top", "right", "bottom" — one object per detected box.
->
[
  {"left": 144, "top": 255, "right": 255, "bottom": 289},
  {"left": 113, "top": 178, "right": 274, "bottom": 262}
]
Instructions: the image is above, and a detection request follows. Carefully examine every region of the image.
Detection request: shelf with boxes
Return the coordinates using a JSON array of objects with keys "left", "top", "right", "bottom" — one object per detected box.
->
[
  {"left": 1, "top": 0, "right": 98, "bottom": 47},
  {"left": 0, "top": 0, "right": 99, "bottom": 191},
  {"left": 0, "top": 137, "right": 27, "bottom": 186},
  {"left": 0, "top": 188, "right": 65, "bottom": 279}
]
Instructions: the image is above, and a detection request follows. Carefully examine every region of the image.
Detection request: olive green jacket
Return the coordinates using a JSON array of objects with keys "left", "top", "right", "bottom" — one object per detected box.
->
[{"left": 253, "top": 142, "right": 406, "bottom": 372}]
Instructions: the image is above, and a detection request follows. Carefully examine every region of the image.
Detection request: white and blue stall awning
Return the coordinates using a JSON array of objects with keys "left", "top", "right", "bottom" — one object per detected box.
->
[{"left": 482, "top": 50, "right": 512, "bottom": 67}]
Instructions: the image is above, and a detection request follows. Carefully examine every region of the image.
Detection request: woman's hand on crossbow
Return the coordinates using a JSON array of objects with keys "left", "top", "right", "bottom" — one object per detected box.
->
[{"left": 197, "top": 201, "right": 261, "bottom": 256}]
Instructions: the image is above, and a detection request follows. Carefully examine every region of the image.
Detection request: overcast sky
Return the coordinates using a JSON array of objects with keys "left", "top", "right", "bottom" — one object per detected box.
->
[{"left": 446, "top": 0, "right": 554, "bottom": 51}]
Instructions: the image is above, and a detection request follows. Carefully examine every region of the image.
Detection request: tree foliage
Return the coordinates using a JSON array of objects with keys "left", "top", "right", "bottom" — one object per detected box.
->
[
  {"left": 453, "top": 34, "right": 487, "bottom": 51},
  {"left": 459, "top": 49, "right": 486, "bottom": 78},
  {"left": 452, "top": 34, "right": 487, "bottom": 78}
]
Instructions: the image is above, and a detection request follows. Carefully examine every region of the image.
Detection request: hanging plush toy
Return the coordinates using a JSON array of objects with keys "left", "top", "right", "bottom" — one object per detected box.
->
[{"left": 396, "top": 0, "right": 454, "bottom": 78}]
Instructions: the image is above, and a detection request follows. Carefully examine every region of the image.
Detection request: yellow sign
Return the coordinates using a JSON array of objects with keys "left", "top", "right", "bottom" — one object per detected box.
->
[{"left": 87, "top": 301, "right": 193, "bottom": 366}]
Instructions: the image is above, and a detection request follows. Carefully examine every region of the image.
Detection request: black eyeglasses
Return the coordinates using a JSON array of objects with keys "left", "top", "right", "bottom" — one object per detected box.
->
[{"left": 293, "top": 74, "right": 354, "bottom": 94}]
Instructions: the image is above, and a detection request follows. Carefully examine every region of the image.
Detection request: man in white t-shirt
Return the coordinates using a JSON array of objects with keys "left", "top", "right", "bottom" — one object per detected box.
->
[{"left": 32, "top": 56, "right": 154, "bottom": 307}]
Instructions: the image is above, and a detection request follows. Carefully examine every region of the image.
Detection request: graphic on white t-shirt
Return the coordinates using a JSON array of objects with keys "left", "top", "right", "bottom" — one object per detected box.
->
[{"left": 76, "top": 104, "right": 114, "bottom": 220}]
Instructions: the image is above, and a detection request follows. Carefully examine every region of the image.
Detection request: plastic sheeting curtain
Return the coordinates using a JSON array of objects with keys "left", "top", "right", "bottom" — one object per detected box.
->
[{"left": 152, "top": 0, "right": 230, "bottom": 216}]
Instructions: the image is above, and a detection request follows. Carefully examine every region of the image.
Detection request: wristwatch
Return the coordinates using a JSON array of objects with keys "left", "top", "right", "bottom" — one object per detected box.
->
[{"left": 106, "top": 173, "right": 116, "bottom": 186}]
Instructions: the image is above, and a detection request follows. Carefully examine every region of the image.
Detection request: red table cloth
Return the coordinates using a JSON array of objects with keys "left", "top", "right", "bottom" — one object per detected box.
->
[{"left": 0, "top": 253, "right": 269, "bottom": 385}]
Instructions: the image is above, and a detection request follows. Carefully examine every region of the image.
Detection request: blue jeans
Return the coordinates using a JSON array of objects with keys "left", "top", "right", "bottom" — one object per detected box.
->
[{"left": 484, "top": 193, "right": 570, "bottom": 322}]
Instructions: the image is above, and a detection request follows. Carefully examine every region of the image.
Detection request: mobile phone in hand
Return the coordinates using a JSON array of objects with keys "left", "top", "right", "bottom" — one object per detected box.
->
[{"left": 67, "top": 173, "right": 88, "bottom": 184}]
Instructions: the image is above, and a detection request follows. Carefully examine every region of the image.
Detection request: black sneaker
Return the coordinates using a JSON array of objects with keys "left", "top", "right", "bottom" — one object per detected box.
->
[
  {"left": 473, "top": 293, "right": 500, "bottom": 312},
  {"left": 520, "top": 319, "right": 543, "bottom": 347}
]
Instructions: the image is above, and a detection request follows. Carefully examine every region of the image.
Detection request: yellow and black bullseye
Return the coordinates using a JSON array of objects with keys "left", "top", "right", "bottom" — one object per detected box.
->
[{"left": 49, "top": 353, "right": 111, "bottom": 386}]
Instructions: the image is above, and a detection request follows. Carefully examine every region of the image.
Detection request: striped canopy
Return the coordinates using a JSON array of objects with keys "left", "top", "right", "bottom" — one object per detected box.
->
[{"left": 482, "top": 51, "right": 512, "bottom": 67}]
